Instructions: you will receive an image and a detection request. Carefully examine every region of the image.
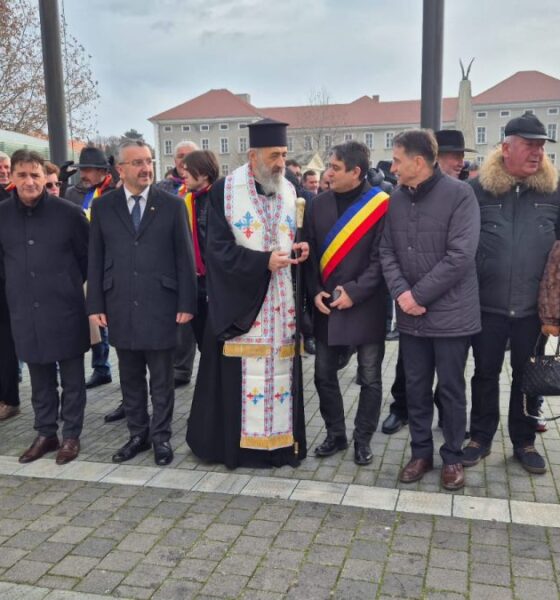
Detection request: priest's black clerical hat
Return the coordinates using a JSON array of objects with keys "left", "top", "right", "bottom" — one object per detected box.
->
[{"left": 248, "top": 118, "right": 289, "bottom": 148}]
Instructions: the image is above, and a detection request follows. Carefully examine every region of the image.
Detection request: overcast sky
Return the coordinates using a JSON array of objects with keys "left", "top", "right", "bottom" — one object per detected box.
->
[{"left": 62, "top": 0, "right": 560, "bottom": 144}]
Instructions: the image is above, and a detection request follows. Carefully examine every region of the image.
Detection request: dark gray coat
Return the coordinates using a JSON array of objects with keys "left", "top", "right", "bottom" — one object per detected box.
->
[
  {"left": 473, "top": 148, "right": 560, "bottom": 318},
  {"left": 380, "top": 168, "right": 481, "bottom": 338},
  {"left": 86, "top": 186, "right": 197, "bottom": 350},
  {"left": 0, "top": 191, "right": 90, "bottom": 363},
  {"left": 305, "top": 182, "right": 387, "bottom": 346}
]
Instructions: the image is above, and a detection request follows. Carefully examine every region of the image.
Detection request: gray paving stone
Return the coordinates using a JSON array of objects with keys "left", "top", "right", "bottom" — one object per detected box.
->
[
  {"left": 471, "top": 562, "right": 511, "bottom": 587},
  {"left": 74, "top": 569, "right": 125, "bottom": 595},
  {"left": 49, "top": 555, "right": 99, "bottom": 577},
  {"left": 71, "top": 536, "right": 116, "bottom": 558},
  {"left": 514, "top": 577, "right": 560, "bottom": 600},
  {"left": 216, "top": 553, "right": 261, "bottom": 577},
  {"left": 243, "top": 519, "right": 283, "bottom": 538},
  {"left": 96, "top": 550, "right": 144, "bottom": 572},
  {"left": 247, "top": 566, "right": 296, "bottom": 593},
  {"left": 425, "top": 566, "right": 467, "bottom": 593},
  {"left": 469, "top": 583, "right": 514, "bottom": 600},
  {"left": 203, "top": 523, "right": 243, "bottom": 543},
  {"left": 349, "top": 539, "right": 389, "bottom": 561},
  {"left": 151, "top": 579, "right": 202, "bottom": 600},
  {"left": 335, "top": 578, "right": 378, "bottom": 600},
  {"left": 48, "top": 525, "right": 93, "bottom": 545},
  {"left": 122, "top": 563, "right": 171, "bottom": 589},
  {"left": 386, "top": 552, "right": 427, "bottom": 577},
  {"left": 36, "top": 574, "right": 77, "bottom": 590},
  {"left": 116, "top": 532, "right": 159, "bottom": 553},
  {"left": 2, "top": 559, "right": 51, "bottom": 584},
  {"left": 4, "top": 530, "right": 50, "bottom": 550},
  {"left": 171, "top": 557, "right": 218, "bottom": 582},
  {"left": 26, "top": 542, "right": 73, "bottom": 564},
  {"left": 306, "top": 543, "right": 347, "bottom": 567},
  {"left": 200, "top": 573, "right": 250, "bottom": 598},
  {"left": 380, "top": 573, "right": 424, "bottom": 598},
  {"left": 429, "top": 548, "right": 468, "bottom": 571},
  {"left": 0, "top": 547, "right": 28, "bottom": 568}
]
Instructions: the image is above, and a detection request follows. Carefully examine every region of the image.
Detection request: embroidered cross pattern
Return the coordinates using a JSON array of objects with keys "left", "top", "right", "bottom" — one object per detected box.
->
[
  {"left": 247, "top": 388, "right": 265, "bottom": 405},
  {"left": 234, "top": 211, "right": 261, "bottom": 239}
]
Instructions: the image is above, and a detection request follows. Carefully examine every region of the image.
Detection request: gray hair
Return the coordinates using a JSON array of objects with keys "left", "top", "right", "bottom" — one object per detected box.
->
[
  {"left": 0, "top": 151, "right": 10, "bottom": 162},
  {"left": 117, "top": 140, "right": 151, "bottom": 163},
  {"left": 174, "top": 140, "right": 198, "bottom": 156}
]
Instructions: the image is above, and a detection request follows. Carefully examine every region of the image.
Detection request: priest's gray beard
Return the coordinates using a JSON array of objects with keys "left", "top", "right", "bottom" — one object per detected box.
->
[{"left": 253, "top": 153, "right": 284, "bottom": 195}]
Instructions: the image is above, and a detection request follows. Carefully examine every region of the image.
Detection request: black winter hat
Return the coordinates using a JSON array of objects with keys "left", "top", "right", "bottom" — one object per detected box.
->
[
  {"left": 435, "top": 130, "right": 474, "bottom": 153},
  {"left": 504, "top": 111, "right": 555, "bottom": 142},
  {"left": 248, "top": 118, "right": 289, "bottom": 148},
  {"left": 76, "top": 146, "right": 110, "bottom": 169}
]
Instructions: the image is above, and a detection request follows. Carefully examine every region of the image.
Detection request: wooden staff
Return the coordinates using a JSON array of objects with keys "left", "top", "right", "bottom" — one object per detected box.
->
[{"left": 293, "top": 197, "right": 306, "bottom": 456}]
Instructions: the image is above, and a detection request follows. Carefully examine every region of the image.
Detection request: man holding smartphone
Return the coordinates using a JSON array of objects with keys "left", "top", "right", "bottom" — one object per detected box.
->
[{"left": 305, "top": 141, "right": 389, "bottom": 465}]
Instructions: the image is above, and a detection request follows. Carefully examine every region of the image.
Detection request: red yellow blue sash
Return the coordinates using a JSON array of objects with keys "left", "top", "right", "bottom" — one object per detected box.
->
[
  {"left": 82, "top": 174, "right": 112, "bottom": 220},
  {"left": 320, "top": 186, "right": 389, "bottom": 283}
]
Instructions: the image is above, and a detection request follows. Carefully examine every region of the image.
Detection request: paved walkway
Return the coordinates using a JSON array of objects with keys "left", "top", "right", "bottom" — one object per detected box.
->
[{"left": 0, "top": 341, "right": 559, "bottom": 598}]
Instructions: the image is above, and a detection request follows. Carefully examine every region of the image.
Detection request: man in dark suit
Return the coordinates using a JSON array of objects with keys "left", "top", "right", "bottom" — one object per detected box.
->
[
  {"left": 0, "top": 150, "right": 90, "bottom": 464},
  {"left": 87, "top": 141, "right": 197, "bottom": 466},
  {"left": 305, "top": 141, "right": 389, "bottom": 466}
]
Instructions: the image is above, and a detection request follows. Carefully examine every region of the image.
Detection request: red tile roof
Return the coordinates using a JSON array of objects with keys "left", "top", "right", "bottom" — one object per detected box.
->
[
  {"left": 149, "top": 89, "right": 262, "bottom": 121},
  {"left": 149, "top": 71, "right": 560, "bottom": 128}
]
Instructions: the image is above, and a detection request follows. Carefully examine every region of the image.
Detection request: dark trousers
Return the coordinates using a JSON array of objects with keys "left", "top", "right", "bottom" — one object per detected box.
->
[
  {"left": 116, "top": 348, "right": 175, "bottom": 443},
  {"left": 471, "top": 312, "right": 540, "bottom": 448},
  {"left": 389, "top": 343, "right": 444, "bottom": 421},
  {"left": 314, "top": 340, "right": 385, "bottom": 444},
  {"left": 27, "top": 355, "right": 86, "bottom": 439},
  {"left": 0, "top": 320, "right": 20, "bottom": 406},
  {"left": 400, "top": 334, "right": 469, "bottom": 464},
  {"left": 91, "top": 326, "right": 111, "bottom": 376},
  {"left": 174, "top": 324, "right": 196, "bottom": 383},
  {"left": 191, "top": 294, "right": 208, "bottom": 350}
]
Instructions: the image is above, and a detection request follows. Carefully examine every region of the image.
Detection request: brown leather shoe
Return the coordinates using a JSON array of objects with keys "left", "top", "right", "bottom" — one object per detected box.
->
[
  {"left": 399, "top": 457, "right": 433, "bottom": 483},
  {"left": 441, "top": 463, "right": 465, "bottom": 491},
  {"left": 0, "top": 402, "right": 20, "bottom": 421},
  {"left": 56, "top": 438, "right": 80, "bottom": 465},
  {"left": 19, "top": 435, "right": 60, "bottom": 464}
]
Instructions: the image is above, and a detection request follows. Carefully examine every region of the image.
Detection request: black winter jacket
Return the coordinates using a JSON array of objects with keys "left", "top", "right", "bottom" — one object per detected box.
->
[
  {"left": 473, "top": 148, "right": 560, "bottom": 318},
  {"left": 380, "top": 167, "right": 481, "bottom": 337}
]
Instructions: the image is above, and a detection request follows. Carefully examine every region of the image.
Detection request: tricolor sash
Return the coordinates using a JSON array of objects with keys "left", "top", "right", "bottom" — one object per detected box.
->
[
  {"left": 82, "top": 174, "right": 112, "bottom": 220},
  {"left": 320, "top": 186, "right": 389, "bottom": 283}
]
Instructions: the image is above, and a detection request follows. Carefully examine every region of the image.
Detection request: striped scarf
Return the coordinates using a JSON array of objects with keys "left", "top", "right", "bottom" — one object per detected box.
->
[{"left": 184, "top": 186, "right": 210, "bottom": 277}]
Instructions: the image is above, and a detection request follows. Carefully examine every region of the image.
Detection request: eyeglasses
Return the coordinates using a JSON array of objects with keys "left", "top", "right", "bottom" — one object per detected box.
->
[
  {"left": 119, "top": 159, "right": 153, "bottom": 167},
  {"left": 45, "top": 181, "right": 62, "bottom": 189}
]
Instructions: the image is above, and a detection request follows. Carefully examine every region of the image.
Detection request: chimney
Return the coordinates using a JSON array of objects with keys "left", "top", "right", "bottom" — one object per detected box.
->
[
  {"left": 371, "top": 95, "right": 379, "bottom": 102},
  {"left": 236, "top": 93, "right": 251, "bottom": 105}
]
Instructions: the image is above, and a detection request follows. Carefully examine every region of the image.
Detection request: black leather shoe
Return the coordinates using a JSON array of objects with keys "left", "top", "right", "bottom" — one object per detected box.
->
[
  {"left": 174, "top": 378, "right": 191, "bottom": 389},
  {"left": 381, "top": 413, "right": 407, "bottom": 435},
  {"left": 303, "top": 337, "right": 316, "bottom": 355},
  {"left": 314, "top": 435, "right": 348, "bottom": 457},
  {"left": 154, "top": 441, "right": 174, "bottom": 466},
  {"left": 86, "top": 372, "right": 112, "bottom": 389},
  {"left": 104, "top": 403, "right": 126, "bottom": 423},
  {"left": 354, "top": 443, "right": 373, "bottom": 466},
  {"left": 112, "top": 435, "right": 151, "bottom": 463}
]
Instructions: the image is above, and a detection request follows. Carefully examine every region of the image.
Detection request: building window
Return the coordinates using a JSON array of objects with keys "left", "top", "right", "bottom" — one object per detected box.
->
[
  {"left": 238, "top": 123, "right": 248, "bottom": 129},
  {"left": 547, "top": 124, "right": 557, "bottom": 141},
  {"left": 181, "top": 125, "right": 191, "bottom": 132},
  {"left": 238, "top": 137, "right": 248, "bottom": 153},
  {"left": 476, "top": 156, "right": 485, "bottom": 166},
  {"left": 219, "top": 123, "right": 229, "bottom": 131},
  {"left": 500, "top": 110, "right": 510, "bottom": 118},
  {"left": 476, "top": 111, "right": 487, "bottom": 119},
  {"left": 163, "top": 125, "right": 172, "bottom": 132},
  {"left": 548, "top": 153, "right": 556, "bottom": 165},
  {"left": 220, "top": 138, "right": 229, "bottom": 154},
  {"left": 476, "top": 126, "right": 487, "bottom": 145},
  {"left": 499, "top": 126, "right": 506, "bottom": 142},
  {"left": 385, "top": 132, "right": 394, "bottom": 149},
  {"left": 323, "top": 135, "right": 332, "bottom": 152},
  {"left": 200, "top": 124, "right": 210, "bottom": 132},
  {"left": 222, "top": 164, "right": 229, "bottom": 176},
  {"left": 364, "top": 132, "right": 374, "bottom": 149},
  {"left": 287, "top": 137, "right": 293, "bottom": 152},
  {"left": 547, "top": 107, "right": 559, "bottom": 115},
  {"left": 201, "top": 138, "right": 209, "bottom": 150},
  {"left": 344, "top": 133, "right": 353, "bottom": 141},
  {"left": 304, "top": 136, "right": 313, "bottom": 151},
  {"left": 164, "top": 140, "right": 173, "bottom": 155}
]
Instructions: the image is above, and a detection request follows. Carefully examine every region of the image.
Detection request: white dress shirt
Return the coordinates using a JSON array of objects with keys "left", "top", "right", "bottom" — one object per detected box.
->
[{"left": 124, "top": 186, "right": 149, "bottom": 219}]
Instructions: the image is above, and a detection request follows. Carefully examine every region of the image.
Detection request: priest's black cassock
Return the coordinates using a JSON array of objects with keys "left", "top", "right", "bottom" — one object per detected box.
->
[{"left": 186, "top": 177, "right": 307, "bottom": 469}]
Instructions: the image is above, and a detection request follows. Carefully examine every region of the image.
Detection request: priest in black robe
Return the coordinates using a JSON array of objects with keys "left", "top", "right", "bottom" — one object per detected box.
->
[{"left": 186, "top": 119, "right": 309, "bottom": 469}]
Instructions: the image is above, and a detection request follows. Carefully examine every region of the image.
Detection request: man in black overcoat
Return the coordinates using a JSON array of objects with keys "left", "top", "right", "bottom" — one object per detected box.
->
[
  {"left": 87, "top": 141, "right": 197, "bottom": 466},
  {"left": 0, "top": 150, "right": 90, "bottom": 464},
  {"left": 305, "top": 141, "right": 389, "bottom": 466}
]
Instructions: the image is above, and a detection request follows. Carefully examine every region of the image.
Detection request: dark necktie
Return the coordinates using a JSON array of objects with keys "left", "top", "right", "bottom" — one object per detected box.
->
[{"left": 131, "top": 195, "right": 142, "bottom": 232}]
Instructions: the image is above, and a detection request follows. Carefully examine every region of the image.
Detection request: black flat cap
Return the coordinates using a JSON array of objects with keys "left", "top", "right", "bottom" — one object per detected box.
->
[
  {"left": 504, "top": 111, "right": 555, "bottom": 143},
  {"left": 248, "top": 118, "right": 289, "bottom": 148}
]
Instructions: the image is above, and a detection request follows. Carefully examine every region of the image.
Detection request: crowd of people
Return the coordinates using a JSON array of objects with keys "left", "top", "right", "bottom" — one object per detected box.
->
[{"left": 0, "top": 112, "right": 559, "bottom": 492}]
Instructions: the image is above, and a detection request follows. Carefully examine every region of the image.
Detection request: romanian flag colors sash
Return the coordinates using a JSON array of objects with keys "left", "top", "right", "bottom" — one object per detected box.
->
[
  {"left": 184, "top": 186, "right": 210, "bottom": 276},
  {"left": 82, "top": 174, "right": 112, "bottom": 220},
  {"left": 320, "top": 186, "right": 389, "bottom": 283}
]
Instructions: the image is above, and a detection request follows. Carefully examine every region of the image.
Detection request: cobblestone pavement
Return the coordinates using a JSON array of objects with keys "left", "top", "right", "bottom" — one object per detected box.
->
[
  {"left": 0, "top": 340, "right": 559, "bottom": 598},
  {"left": 0, "top": 474, "right": 559, "bottom": 599}
]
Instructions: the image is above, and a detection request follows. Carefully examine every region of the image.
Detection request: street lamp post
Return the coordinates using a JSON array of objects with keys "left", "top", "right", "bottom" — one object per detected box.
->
[
  {"left": 420, "top": 0, "right": 445, "bottom": 131},
  {"left": 38, "top": 0, "right": 68, "bottom": 165}
]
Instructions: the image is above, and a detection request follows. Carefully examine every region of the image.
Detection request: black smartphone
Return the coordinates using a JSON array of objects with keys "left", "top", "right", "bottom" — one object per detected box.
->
[{"left": 330, "top": 289, "right": 341, "bottom": 304}]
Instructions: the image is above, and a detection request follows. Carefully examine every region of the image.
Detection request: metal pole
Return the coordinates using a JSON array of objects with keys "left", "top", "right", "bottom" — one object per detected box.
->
[
  {"left": 38, "top": 0, "right": 68, "bottom": 164},
  {"left": 420, "top": 0, "right": 445, "bottom": 130}
]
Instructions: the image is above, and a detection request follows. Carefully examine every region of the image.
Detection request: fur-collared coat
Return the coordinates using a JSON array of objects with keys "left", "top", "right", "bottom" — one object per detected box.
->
[{"left": 473, "top": 148, "right": 560, "bottom": 318}]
